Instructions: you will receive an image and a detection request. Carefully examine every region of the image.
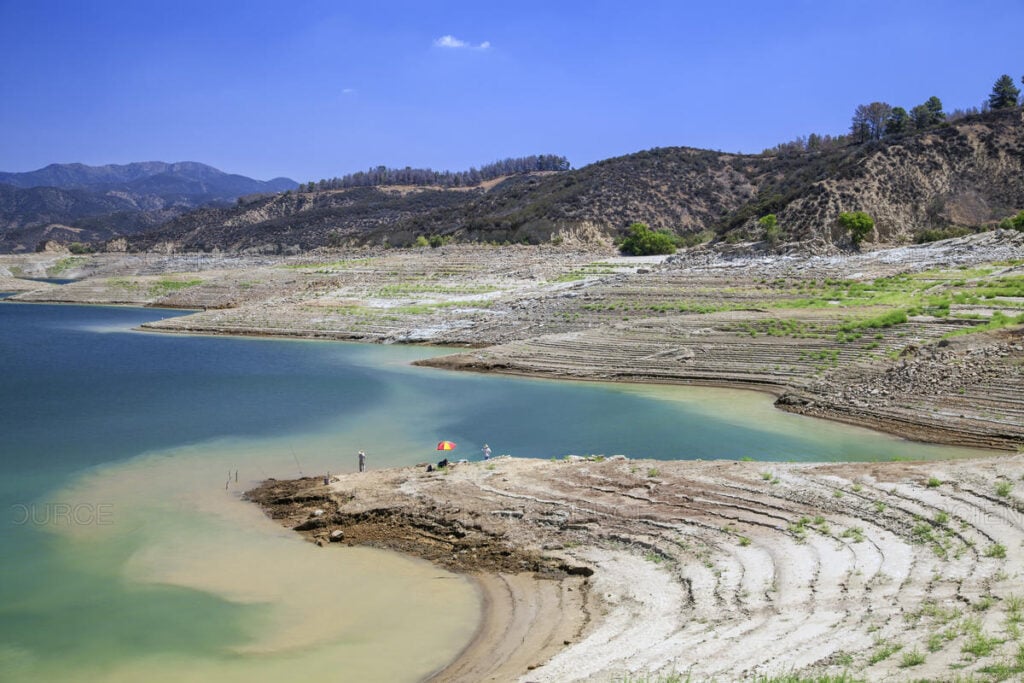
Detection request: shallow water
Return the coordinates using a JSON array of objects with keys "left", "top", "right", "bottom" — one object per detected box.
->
[{"left": 0, "top": 302, "right": 996, "bottom": 681}]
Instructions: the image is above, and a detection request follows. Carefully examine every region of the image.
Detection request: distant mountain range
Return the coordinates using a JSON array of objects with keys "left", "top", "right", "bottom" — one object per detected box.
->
[{"left": 0, "top": 162, "right": 297, "bottom": 252}]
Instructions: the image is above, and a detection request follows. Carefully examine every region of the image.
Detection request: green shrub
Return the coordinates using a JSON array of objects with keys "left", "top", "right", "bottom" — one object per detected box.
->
[
  {"left": 914, "top": 226, "right": 974, "bottom": 243},
  {"left": 838, "top": 211, "right": 875, "bottom": 246},
  {"left": 619, "top": 222, "right": 678, "bottom": 256},
  {"left": 67, "top": 242, "right": 94, "bottom": 254},
  {"left": 759, "top": 214, "right": 780, "bottom": 246},
  {"left": 999, "top": 210, "right": 1024, "bottom": 231}
]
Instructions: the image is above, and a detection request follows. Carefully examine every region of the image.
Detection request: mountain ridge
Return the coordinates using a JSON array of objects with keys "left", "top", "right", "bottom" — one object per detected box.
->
[
  {"left": 0, "top": 161, "right": 296, "bottom": 193},
  {"left": 0, "top": 161, "right": 298, "bottom": 252},
  {"left": 4, "top": 107, "right": 1023, "bottom": 254},
  {"left": 122, "top": 108, "right": 1024, "bottom": 254}
]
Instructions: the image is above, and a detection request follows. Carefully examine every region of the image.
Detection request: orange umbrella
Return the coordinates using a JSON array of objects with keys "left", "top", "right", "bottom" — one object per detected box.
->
[{"left": 436, "top": 441, "right": 456, "bottom": 451}]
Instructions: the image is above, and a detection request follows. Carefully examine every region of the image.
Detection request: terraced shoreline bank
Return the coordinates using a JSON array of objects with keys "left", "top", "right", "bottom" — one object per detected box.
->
[
  {"left": 249, "top": 454, "right": 1024, "bottom": 682},
  {"left": 2, "top": 232, "right": 1023, "bottom": 451}
]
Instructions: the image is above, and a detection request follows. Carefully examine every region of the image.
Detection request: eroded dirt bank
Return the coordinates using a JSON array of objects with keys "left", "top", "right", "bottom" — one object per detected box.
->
[{"left": 249, "top": 455, "right": 1024, "bottom": 682}]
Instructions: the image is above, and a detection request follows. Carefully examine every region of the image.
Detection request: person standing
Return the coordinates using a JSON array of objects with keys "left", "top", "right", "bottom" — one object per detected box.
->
[
  {"left": 358, "top": 450, "right": 366, "bottom": 472},
  {"left": 482, "top": 443, "right": 492, "bottom": 460}
]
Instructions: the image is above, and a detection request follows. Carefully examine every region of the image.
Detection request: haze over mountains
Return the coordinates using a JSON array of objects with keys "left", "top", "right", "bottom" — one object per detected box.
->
[{"left": 0, "top": 162, "right": 297, "bottom": 252}]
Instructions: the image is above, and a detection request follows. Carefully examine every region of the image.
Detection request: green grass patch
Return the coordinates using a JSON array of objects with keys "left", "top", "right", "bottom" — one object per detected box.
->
[
  {"left": 48, "top": 256, "right": 88, "bottom": 275},
  {"left": 899, "top": 648, "right": 925, "bottom": 667},
  {"left": 868, "top": 641, "right": 903, "bottom": 664},
  {"left": 148, "top": 278, "right": 203, "bottom": 296},
  {"left": 838, "top": 309, "right": 908, "bottom": 332},
  {"left": 985, "top": 543, "right": 1007, "bottom": 559},
  {"left": 962, "top": 630, "right": 1002, "bottom": 657},
  {"left": 375, "top": 283, "right": 498, "bottom": 297},
  {"left": 107, "top": 277, "right": 139, "bottom": 290},
  {"left": 751, "top": 675, "right": 864, "bottom": 683},
  {"left": 279, "top": 257, "right": 377, "bottom": 270},
  {"left": 385, "top": 301, "right": 492, "bottom": 314},
  {"left": 945, "top": 311, "right": 1024, "bottom": 338}
]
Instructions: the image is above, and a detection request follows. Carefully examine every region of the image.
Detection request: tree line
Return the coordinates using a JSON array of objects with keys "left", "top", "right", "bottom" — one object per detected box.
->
[
  {"left": 298, "top": 154, "right": 571, "bottom": 193},
  {"left": 765, "top": 73, "right": 1022, "bottom": 155}
]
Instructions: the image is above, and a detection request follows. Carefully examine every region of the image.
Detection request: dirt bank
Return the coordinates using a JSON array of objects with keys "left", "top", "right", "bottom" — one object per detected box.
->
[{"left": 249, "top": 454, "right": 1024, "bottom": 682}]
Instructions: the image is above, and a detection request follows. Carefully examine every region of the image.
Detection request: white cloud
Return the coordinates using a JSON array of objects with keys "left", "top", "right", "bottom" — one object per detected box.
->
[
  {"left": 433, "top": 34, "right": 490, "bottom": 50},
  {"left": 342, "top": 88, "right": 356, "bottom": 95},
  {"left": 434, "top": 34, "right": 467, "bottom": 48}
]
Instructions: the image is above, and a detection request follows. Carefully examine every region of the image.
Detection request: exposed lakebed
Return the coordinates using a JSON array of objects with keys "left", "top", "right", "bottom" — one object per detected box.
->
[{"left": 0, "top": 302, "right": 996, "bottom": 681}]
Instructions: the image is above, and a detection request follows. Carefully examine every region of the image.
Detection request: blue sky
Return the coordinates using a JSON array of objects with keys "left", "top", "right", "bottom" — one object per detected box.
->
[{"left": 1, "top": 0, "right": 1021, "bottom": 182}]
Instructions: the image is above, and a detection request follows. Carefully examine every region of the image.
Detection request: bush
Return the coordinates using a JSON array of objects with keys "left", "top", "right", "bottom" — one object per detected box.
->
[
  {"left": 999, "top": 210, "right": 1024, "bottom": 231},
  {"left": 914, "top": 226, "right": 975, "bottom": 243},
  {"left": 759, "top": 214, "right": 780, "bottom": 246},
  {"left": 619, "top": 222, "right": 678, "bottom": 256},
  {"left": 838, "top": 211, "right": 874, "bottom": 246}
]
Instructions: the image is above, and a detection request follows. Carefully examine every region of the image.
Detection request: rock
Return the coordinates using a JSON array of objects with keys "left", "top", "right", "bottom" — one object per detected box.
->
[
  {"left": 293, "top": 518, "right": 327, "bottom": 531},
  {"left": 775, "top": 393, "right": 811, "bottom": 407},
  {"left": 329, "top": 529, "right": 345, "bottom": 542}
]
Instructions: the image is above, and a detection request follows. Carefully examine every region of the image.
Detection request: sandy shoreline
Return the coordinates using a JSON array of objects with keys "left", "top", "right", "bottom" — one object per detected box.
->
[
  {"left": 425, "top": 571, "right": 590, "bottom": 682},
  {"left": 249, "top": 453, "right": 1024, "bottom": 681}
]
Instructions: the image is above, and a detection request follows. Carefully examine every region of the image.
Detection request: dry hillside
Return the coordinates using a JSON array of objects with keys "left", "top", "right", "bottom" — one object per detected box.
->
[{"left": 116, "top": 108, "right": 1024, "bottom": 254}]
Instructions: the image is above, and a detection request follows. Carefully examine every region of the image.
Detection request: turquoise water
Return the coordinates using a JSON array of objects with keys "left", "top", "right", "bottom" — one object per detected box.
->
[{"left": 0, "top": 302, "right": 995, "bottom": 681}]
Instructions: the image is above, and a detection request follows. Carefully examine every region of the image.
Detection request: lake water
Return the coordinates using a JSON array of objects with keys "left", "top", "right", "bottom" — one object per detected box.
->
[{"left": 0, "top": 301, "right": 995, "bottom": 681}]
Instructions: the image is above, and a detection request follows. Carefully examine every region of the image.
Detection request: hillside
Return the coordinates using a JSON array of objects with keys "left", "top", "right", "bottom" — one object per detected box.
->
[
  {"left": 117, "top": 108, "right": 1024, "bottom": 254},
  {"left": 407, "top": 107, "right": 1024, "bottom": 248},
  {"left": 128, "top": 185, "right": 483, "bottom": 253},
  {"left": 0, "top": 161, "right": 297, "bottom": 252},
  {"left": 758, "top": 107, "right": 1024, "bottom": 247},
  {"left": 123, "top": 151, "right": 750, "bottom": 253}
]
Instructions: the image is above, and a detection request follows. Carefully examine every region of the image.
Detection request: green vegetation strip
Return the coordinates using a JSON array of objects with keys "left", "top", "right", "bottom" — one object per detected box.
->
[
  {"left": 374, "top": 283, "right": 498, "bottom": 296},
  {"left": 279, "top": 257, "right": 377, "bottom": 271},
  {"left": 48, "top": 256, "right": 88, "bottom": 275},
  {"left": 149, "top": 279, "right": 203, "bottom": 296}
]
